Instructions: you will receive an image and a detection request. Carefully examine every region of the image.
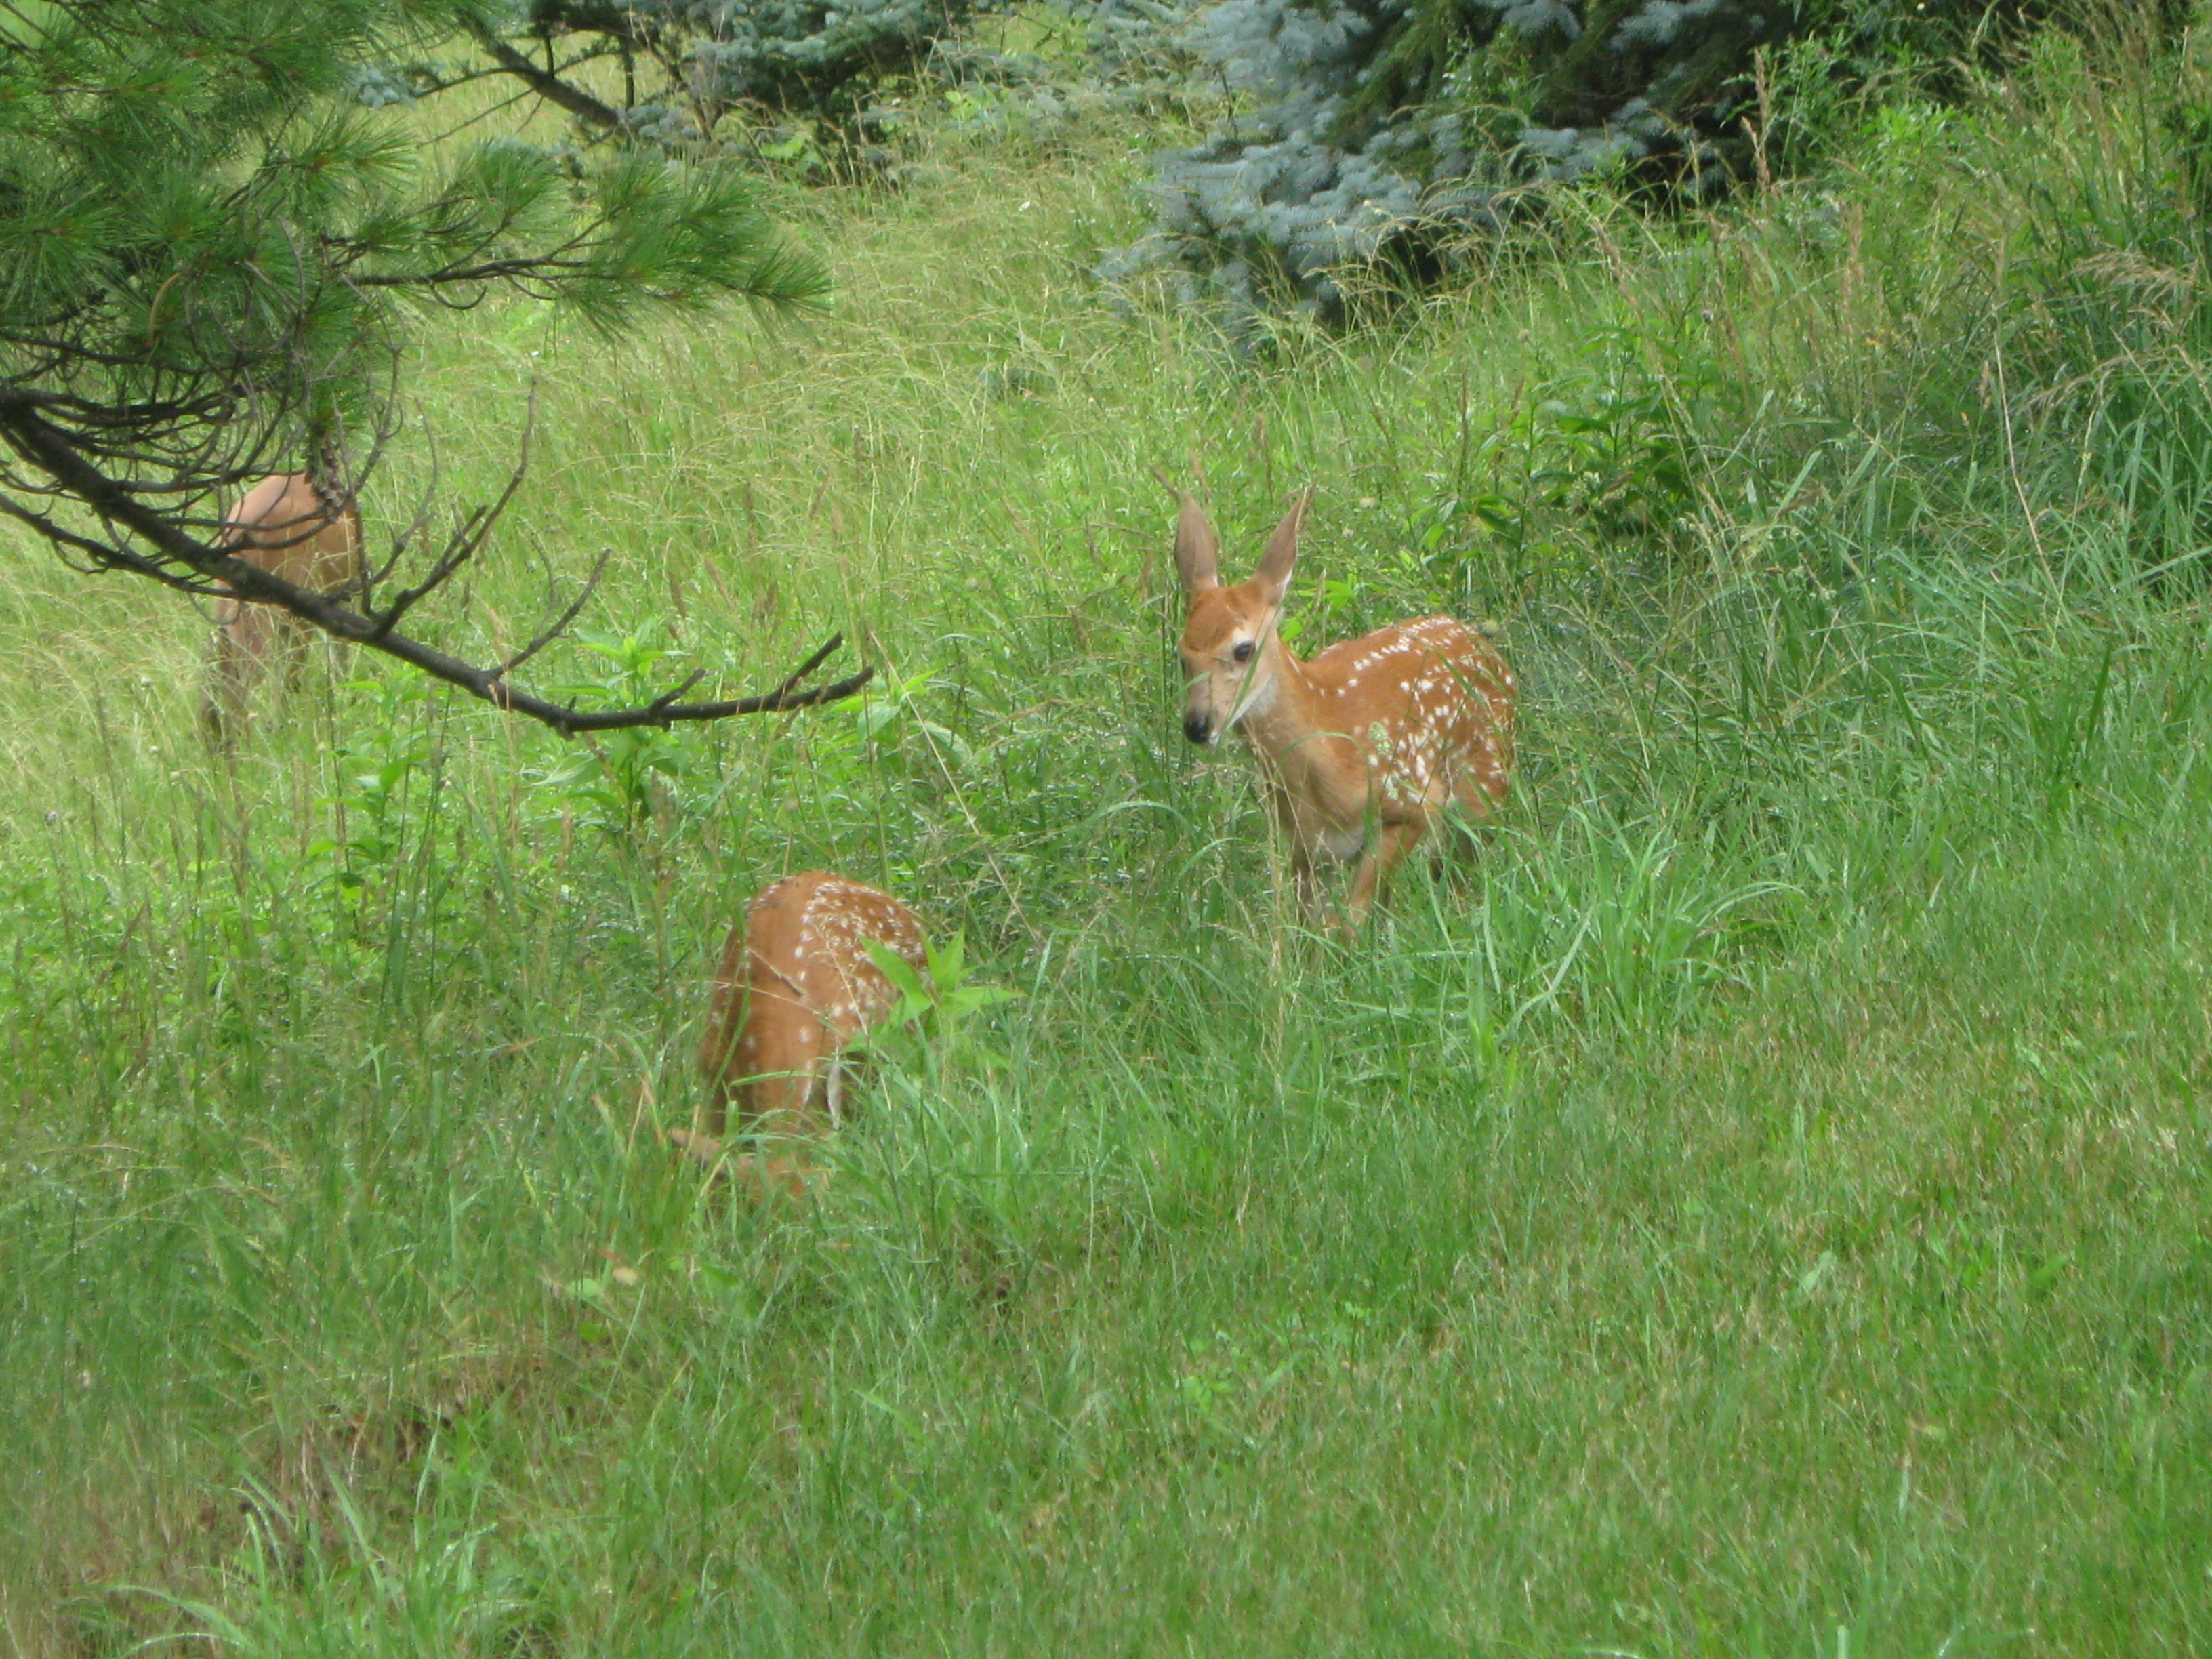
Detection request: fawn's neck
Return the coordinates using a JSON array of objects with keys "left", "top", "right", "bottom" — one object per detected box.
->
[{"left": 1237, "top": 646, "right": 1343, "bottom": 777}]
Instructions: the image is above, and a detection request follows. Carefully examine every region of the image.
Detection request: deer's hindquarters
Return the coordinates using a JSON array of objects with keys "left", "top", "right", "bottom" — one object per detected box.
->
[
  {"left": 696, "top": 872, "right": 926, "bottom": 1143},
  {"left": 201, "top": 474, "right": 365, "bottom": 743},
  {"left": 1285, "top": 619, "right": 1513, "bottom": 821},
  {"left": 1363, "top": 617, "right": 1516, "bottom": 821},
  {"left": 1275, "top": 615, "right": 1517, "bottom": 921}
]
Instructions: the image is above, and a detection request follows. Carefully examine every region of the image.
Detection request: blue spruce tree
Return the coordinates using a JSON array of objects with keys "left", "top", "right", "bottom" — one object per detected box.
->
[{"left": 1103, "top": 0, "right": 2068, "bottom": 325}]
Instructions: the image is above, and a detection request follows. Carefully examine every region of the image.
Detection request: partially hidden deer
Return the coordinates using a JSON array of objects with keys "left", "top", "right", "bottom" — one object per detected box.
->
[
  {"left": 674, "top": 870, "right": 928, "bottom": 1198},
  {"left": 201, "top": 472, "right": 365, "bottom": 745},
  {"left": 1173, "top": 488, "right": 1517, "bottom": 930}
]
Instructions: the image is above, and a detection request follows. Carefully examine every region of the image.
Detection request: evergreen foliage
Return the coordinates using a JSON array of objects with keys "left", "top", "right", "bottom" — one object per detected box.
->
[
  {"left": 0, "top": 0, "right": 834, "bottom": 729},
  {"left": 1099, "top": 0, "right": 2064, "bottom": 322},
  {"left": 428, "top": 0, "right": 1000, "bottom": 157}
]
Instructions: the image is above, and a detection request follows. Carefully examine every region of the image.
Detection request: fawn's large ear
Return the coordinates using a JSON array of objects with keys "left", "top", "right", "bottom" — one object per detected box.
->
[
  {"left": 1252, "top": 489, "right": 1311, "bottom": 605},
  {"left": 1173, "top": 493, "right": 1221, "bottom": 595}
]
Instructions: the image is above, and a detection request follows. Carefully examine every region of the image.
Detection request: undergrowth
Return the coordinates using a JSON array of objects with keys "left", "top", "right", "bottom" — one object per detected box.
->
[{"left": 2, "top": 12, "right": 2210, "bottom": 1656}]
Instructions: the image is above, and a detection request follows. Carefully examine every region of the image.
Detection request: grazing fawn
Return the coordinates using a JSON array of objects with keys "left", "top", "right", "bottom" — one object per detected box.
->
[
  {"left": 201, "top": 472, "right": 365, "bottom": 745},
  {"left": 679, "top": 871, "right": 928, "bottom": 1197},
  {"left": 1173, "top": 489, "right": 1517, "bottom": 929}
]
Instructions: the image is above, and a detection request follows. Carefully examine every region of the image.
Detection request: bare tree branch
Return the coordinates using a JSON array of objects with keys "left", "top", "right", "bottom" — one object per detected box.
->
[
  {"left": 367, "top": 462, "right": 527, "bottom": 638},
  {"left": 497, "top": 546, "right": 611, "bottom": 679},
  {"left": 371, "top": 430, "right": 446, "bottom": 598},
  {"left": 761, "top": 634, "right": 845, "bottom": 701},
  {"left": 0, "top": 393, "right": 873, "bottom": 736}
]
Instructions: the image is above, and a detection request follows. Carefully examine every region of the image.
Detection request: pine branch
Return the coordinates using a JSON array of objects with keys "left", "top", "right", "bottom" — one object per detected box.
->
[{"left": 461, "top": 18, "right": 623, "bottom": 130}]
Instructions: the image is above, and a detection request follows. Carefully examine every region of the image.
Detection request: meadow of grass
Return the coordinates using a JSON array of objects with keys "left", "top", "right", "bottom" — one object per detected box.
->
[{"left": 2, "top": 18, "right": 2210, "bottom": 1656}]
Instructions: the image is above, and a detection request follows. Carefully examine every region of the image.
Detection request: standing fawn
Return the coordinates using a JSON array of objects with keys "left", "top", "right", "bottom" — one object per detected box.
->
[
  {"left": 1174, "top": 489, "right": 1517, "bottom": 930},
  {"left": 678, "top": 871, "right": 928, "bottom": 1197},
  {"left": 201, "top": 472, "right": 365, "bottom": 745}
]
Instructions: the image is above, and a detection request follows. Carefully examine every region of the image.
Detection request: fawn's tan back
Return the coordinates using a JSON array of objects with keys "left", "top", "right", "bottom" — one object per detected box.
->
[
  {"left": 696, "top": 870, "right": 926, "bottom": 1141},
  {"left": 1298, "top": 612, "right": 1516, "bottom": 819},
  {"left": 202, "top": 472, "right": 364, "bottom": 742}
]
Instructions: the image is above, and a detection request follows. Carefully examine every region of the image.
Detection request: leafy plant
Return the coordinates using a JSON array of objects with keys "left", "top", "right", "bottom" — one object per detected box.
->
[
  {"left": 531, "top": 627, "right": 713, "bottom": 831},
  {"left": 804, "top": 665, "right": 980, "bottom": 798},
  {"left": 1399, "top": 325, "right": 1703, "bottom": 605},
  {"left": 307, "top": 678, "right": 437, "bottom": 907},
  {"left": 860, "top": 930, "right": 1022, "bottom": 1076}
]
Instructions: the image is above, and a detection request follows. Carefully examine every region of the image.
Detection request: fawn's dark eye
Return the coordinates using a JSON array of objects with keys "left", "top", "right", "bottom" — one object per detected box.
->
[{"left": 1232, "top": 640, "right": 1254, "bottom": 663}]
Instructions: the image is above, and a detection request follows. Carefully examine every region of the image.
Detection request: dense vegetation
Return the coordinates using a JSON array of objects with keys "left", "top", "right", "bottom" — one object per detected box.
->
[
  {"left": 2, "top": 5, "right": 2209, "bottom": 1654},
  {"left": 1103, "top": 0, "right": 2074, "bottom": 321}
]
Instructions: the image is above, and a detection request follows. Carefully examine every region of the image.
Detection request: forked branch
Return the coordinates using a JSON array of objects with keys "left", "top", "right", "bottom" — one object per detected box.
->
[
  {"left": 460, "top": 20, "right": 625, "bottom": 131},
  {"left": 0, "top": 394, "right": 872, "bottom": 736}
]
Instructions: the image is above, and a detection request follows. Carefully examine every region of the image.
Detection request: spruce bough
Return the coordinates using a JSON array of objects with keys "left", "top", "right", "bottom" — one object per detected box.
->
[{"left": 1103, "top": 0, "right": 2055, "bottom": 324}]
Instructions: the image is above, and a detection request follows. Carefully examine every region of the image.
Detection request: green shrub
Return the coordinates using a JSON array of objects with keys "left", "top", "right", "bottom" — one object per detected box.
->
[{"left": 1099, "top": 0, "right": 2129, "bottom": 325}]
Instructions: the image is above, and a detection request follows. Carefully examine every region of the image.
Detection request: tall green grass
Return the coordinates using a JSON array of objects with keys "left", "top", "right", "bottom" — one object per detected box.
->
[{"left": 3, "top": 18, "right": 2211, "bottom": 1656}]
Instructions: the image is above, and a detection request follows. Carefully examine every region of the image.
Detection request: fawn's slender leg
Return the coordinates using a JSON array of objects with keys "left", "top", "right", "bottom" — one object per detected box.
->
[{"left": 1343, "top": 817, "right": 1425, "bottom": 930}]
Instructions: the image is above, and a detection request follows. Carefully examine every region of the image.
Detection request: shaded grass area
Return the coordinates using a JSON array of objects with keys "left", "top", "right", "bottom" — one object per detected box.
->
[{"left": 4, "top": 26, "right": 2212, "bottom": 1657}]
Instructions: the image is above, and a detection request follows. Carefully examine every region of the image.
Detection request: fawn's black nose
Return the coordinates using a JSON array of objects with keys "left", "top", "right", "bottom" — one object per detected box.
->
[{"left": 1183, "top": 710, "right": 1212, "bottom": 745}]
